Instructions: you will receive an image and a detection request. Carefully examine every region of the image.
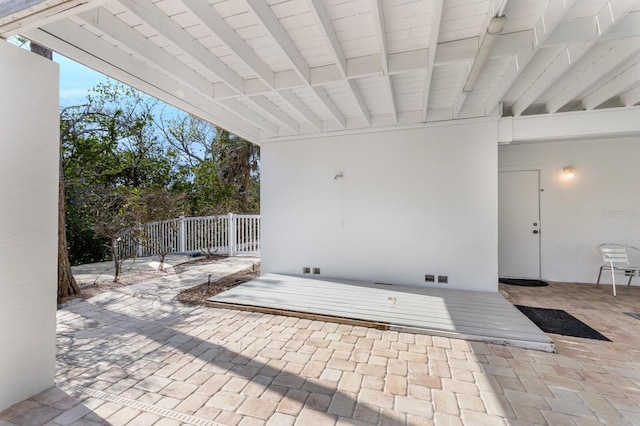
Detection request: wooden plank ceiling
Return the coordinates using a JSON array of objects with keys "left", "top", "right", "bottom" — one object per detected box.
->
[{"left": 2, "top": 0, "right": 640, "bottom": 143}]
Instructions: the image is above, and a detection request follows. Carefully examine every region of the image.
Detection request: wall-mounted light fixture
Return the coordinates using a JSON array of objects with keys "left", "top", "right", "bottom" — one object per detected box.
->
[{"left": 563, "top": 166, "right": 575, "bottom": 178}]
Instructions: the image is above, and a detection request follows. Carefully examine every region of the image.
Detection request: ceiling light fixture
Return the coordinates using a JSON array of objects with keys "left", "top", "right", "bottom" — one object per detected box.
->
[{"left": 463, "top": 15, "right": 507, "bottom": 93}]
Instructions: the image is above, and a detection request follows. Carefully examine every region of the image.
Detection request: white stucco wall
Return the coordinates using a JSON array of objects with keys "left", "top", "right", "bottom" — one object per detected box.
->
[
  {"left": 499, "top": 136, "right": 640, "bottom": 284},
  {"left": 0, "top": 42, "right": 59, "bottom": 410},
  {"left": 261, "top": 121, "right": 499, "bottom": 291}
]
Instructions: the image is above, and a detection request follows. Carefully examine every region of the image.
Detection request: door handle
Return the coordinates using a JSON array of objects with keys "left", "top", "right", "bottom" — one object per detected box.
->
[{"left": 533, "top": 230, "right": 539, "bottom": 234}]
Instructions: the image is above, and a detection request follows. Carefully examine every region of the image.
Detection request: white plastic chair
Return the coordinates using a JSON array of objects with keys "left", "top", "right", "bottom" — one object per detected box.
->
[{"left": 597, "top": 244, "right": 640, "bottom": 296}]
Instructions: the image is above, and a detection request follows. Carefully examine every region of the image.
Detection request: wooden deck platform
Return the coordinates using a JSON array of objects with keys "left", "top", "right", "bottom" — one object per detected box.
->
[{"left": 208, "top": 274, "right": 555, "bottom": 352}]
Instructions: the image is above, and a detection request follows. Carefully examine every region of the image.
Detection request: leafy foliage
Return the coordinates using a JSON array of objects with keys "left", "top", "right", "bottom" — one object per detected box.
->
[{"left": 61, "top": 81, "right": 260, "bottom": 266}]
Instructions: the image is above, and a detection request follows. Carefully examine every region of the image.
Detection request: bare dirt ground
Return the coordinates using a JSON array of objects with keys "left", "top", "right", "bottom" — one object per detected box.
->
[{"left": 73, "top": 256, "right": 260, "bottom": 304}]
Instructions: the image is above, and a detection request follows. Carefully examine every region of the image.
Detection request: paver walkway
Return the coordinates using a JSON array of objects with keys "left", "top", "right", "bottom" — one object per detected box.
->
[{"left": 2, "top": 272, "right": 640, "bottom": 425}]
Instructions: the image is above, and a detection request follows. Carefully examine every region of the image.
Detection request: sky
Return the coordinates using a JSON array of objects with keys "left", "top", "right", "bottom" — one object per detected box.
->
[{"left": 55, "top": 53, "right": 110, "bottom": 105}]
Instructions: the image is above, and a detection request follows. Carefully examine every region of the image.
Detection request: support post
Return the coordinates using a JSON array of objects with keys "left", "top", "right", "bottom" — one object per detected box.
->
[
  {"left": 0, "top": 42, "right": 58, "bottom": 411},
  {"left": 178, "top": 216, "right": 186, "bottom": 253},
  {"left": 228, "top": 213, "right": 235, "bottom": 257}
]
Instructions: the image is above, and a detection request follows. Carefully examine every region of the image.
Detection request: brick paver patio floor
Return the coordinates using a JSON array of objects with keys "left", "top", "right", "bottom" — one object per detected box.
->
[{"left": 2, "top": 270, "right": 640, "bottom": 425}]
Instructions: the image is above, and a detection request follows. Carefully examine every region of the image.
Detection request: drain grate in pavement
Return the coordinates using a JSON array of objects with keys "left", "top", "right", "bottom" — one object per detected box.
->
[
  {"left": 61, "top": 383, "right": 222, "bottom": 426},
  {"left": 624, "top": 312, "right": 640, "bottom": 320}
]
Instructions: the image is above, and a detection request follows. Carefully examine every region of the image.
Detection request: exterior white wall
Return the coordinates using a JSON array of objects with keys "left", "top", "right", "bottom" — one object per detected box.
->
[
  {"left": 261, "top": 121, "right": 499, "bottom": 291},
  {"left": 499, "top": 136, "right": 640, "bottom": 283},
  {"left": 0, "top": 42, "right": 59, "bottom": 410}
]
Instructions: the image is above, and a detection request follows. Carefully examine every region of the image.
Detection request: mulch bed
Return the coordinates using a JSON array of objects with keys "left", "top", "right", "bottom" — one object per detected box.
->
[{"left": 176, "top": 265, "right": 260, "bottom": 306}]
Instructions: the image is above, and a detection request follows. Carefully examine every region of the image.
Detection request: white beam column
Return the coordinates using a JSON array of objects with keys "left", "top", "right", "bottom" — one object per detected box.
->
[
  {"left": 0, "top": 41, "right": 58, "bottom": 411},
  {"left": 372, "top": 0, "right": 397, "bottom": 124},
  {"left": 506, "top": 106, "right": 640, "bottom": 142},
  {"left": 421, "top": 0, "right": 443, "bottom": 122}
]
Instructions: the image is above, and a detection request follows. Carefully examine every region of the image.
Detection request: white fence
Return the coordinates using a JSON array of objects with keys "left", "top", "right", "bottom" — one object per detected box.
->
[{"left": 117, "top": 214, "right": 260, "bottom": 258}]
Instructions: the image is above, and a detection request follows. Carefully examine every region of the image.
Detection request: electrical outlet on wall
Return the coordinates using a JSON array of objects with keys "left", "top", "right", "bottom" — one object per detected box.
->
[
  {"left": 303, "top": 267, "right": 311, "bottom": 274},
  {"left": 425, "top": 274, "right": 435, "bottom": 282},
  {"left": 438, "top": 275, "right": 448, "bottom": 284}
]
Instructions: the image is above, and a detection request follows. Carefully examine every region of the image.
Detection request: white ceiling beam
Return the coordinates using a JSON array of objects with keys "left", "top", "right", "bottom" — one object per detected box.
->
[
  {"left": 507, "top": 106, "right": 640, "bottom": 142},
  {"left": 620, "top": 83, "right": 640, "bottom": 106},
  {"left": 512, "top": 43, "right": 591, "bottom": 116},
  {"left": 546, "top": 38, "right": 640, "bottom": 113},
  {"left": 545, "top": 16, "right": 598, "bottom": 46},
  {"left": 180, "top": 0, "right": 301, "bottom": 134},
  {"left": 307, "top": 0, "right": 344, "bottom": 74},
  {"left": 371, "top": 0, "right": 397, "bottom": 124},
  {"left": 249, "top": 95, "right": 300, "bottom": 133},
  {"left": 512, "top": 0, "right": 640, "bottom": 115},
  {"left": 308, "top": 0, "right": 370, "bottom": 126},
  {"left": 312, "top": 86, "right": 345, "bottom": 128},
  {"left": 23, "top": 23, "right": 259, "bottom": 142},
  {"left": 431, "top": 31, "right": 533, "bottom": 68},
  {"left": 279, "top": 89, "right": 323, "bottom": 131},
  {"left": 120, "top": 0, "right": 244, "bottom": 94},
  {"left": 434, "top": 38, "right": 477, "bottom": 65},
  {"left": 582, "top": 60, "right": 640, "bottom": 109},
  {"left": 543, "top": 11, "right": 640, "bottom": 46},
  {"left": 77, "top": 7, "right": 284, "bottom": 136},
  {"left": 0, "top": 0, "right": 47, "bottom": 19},
  {"left": 421, "top": 0, "right": 443, "bottom": 122},
  {"left": 213, "top": 48, "right": 434, "bottom": 100},
  {"left": 76, "top": 8, "right": 213, "bottom": 96},
  {"left": 218, "top": 98, "right": 278, "bottom": 136},
  {"left": 245, "top": 0, "right": 309, "bottom": 83},
  {"left": 603, "top": 10, "right": 640, "bottom": 41},
  {"left": 0, "top": 0, "right": 106, "bottom": 36},
  {"left": 484, "top": 55, "right": 520, "bottom": 113},
  {"left": 246, "top": 0, "right": 344, "bottom": 129},
  {"left": 452, "top": 64, "right": 471, "bottom": 119},
  {"left": 484, "top": 0, "right": 578, "bottom": 114},
  {"left": 181, "top": 0, "right": 273, "bottom": 90}
]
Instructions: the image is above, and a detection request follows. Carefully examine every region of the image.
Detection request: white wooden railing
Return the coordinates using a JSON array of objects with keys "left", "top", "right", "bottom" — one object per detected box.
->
[{"left": 117, "top": 213, "right": 260, "bottom": 258}]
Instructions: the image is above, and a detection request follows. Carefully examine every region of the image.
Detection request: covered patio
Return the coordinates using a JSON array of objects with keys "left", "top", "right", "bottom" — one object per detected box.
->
[{"left": 2, "top": 0, "right": 640, "bottom": 415}]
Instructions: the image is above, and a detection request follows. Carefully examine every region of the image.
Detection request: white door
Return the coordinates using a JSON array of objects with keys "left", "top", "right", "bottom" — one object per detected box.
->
[{"left": 498, "top": 170, "right": 541, "bottom": 279}]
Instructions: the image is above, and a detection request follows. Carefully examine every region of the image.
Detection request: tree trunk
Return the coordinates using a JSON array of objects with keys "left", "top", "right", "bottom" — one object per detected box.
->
[
  {"left": 29, "top": 41, "right": 81, "bottom": 302},
  {"left": 112, "top": 239, "right": 121, "bottom": 282},
  {"left": 30, "top": 42, "right": 53, "bottom": 59},
  {"left": 58, "top": 177, "right": 80, "bottom": 302}
]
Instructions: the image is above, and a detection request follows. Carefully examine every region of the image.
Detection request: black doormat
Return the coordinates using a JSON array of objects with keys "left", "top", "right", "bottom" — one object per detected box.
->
[
  {"left": 500, "top": 278, "right": 549, "bottom": 287},
  {"left": 515, "top": 305, "right": 611, "bottom": 341}
]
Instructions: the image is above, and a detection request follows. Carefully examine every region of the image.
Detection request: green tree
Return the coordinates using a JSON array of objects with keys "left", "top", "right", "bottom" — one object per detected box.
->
[{"left": 159, "top": 114, "right": 260, "bottom": 214}]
